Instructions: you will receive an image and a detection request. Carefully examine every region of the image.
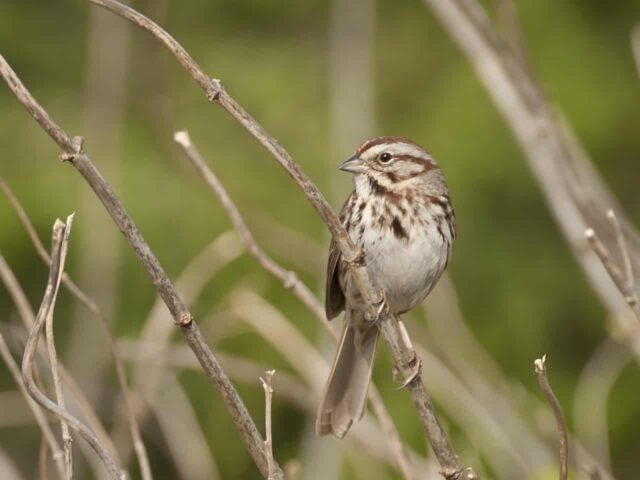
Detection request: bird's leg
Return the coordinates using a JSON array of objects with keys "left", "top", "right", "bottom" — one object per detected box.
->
[
  {"left": 365, "top": 288, "right": 389, "bottom": 327},
  {"left": 393, "top": 319, "right": 422, "bottom": 390}
]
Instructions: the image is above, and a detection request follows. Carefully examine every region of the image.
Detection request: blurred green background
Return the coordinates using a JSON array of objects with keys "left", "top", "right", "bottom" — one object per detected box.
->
[{"left": 1, "top": 0, "right": 639, "bottom": 479}]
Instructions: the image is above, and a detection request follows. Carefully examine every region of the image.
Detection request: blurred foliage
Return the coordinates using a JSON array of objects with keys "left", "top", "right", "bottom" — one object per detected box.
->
[{"left": 0, "top": 0, "right": 639, "bottom": 479}]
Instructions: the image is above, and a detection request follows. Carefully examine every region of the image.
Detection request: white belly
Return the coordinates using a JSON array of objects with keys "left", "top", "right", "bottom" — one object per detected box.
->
[{"left": 359, "top": 221, "right": 449, "bottom": 313}]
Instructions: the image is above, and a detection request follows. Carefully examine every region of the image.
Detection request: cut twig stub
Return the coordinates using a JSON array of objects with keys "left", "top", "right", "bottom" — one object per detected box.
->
[{"left": 534, "top": 355, "right": 569, "bottom": 480}]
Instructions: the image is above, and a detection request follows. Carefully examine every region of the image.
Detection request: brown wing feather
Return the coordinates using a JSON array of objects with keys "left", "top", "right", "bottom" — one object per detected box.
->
[
  {"left": 325, "top": 237, "right": 344, "bottom": 319},
  {"left": 326, "top": 193, "right": 356, "bottom": 319}
]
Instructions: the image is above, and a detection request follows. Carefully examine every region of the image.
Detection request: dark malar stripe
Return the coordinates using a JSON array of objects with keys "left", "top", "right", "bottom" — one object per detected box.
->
[{"left": 368, "top": 177, "right": 387, "bottom": 196}]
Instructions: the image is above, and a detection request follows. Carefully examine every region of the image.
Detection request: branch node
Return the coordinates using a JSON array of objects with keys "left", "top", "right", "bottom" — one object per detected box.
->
[
  {"left": 283, "top": 271, "right": 297, "bottom": 289},
  {"left": 178, "top": 312, "right": 193, "bottom": 326},
  {"left": 206, "top": 78, "right": 224, "bottom": 102},
  {"left": 58, "top": 136, "right": 85, "bottom": 163}
]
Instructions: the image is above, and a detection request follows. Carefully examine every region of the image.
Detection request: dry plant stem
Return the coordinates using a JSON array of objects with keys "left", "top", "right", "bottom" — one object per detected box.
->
[
  {"left": 585, "top": 227, "right": 640, "bottom": 321},
  {"left": 21, "top": 218, "right": 126, "bottom": 480},
  {"left": 0, "top": 330, "right": 65, "bottom": 480},
  {"left": 87, "top": 2, "right": 473, "bottom": 476},
  {"left": 0, "top": 254, "right": 119, "bottom": 472},
  {"left": 0, "top": 55, "right": 282, "bottom": 480},
  {"left": 0, "top": 177, "right": 152, "bottom": 480},
  {"left": 260, "top": 370, "right": 277, "bottom": 480},
  {"left": 174, "top": 132, "right": 415, "bottom": 478},
  {"left": 45, "top": 214, "right": 74, "bottom": 480},
  {"left": 173, "top": 131, "right": 326, "bottom": 325},
  {"left": 534, "top": 356, "right": 568, "bottom": 480}
]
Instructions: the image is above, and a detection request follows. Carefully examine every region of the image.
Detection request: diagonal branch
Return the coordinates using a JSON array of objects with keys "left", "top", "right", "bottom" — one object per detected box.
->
[
  {"left": 0, "top": 55, "right": 282, "bottom": 480},
  {"left": 0, "top": 176, "right": 152, "bottom": 480},
  {"left": 21, "top": 216, "right": 126, "bottom": 480},
  {"left": 84, "top": 1, "right": 477, "bottom": 476},
  {"left": 173, "top": 131, "right": 327, "bottom": 328}
]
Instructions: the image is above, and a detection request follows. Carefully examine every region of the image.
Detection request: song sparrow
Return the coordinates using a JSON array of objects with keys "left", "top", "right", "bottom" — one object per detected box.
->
[{"left": 316, "top": 136, "right": 455, "bottom": 438}]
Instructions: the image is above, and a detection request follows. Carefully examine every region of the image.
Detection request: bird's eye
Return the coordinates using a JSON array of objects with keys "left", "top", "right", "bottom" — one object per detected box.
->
[{"left": 379, "top": 152, "right": 392, "bottom": 163}]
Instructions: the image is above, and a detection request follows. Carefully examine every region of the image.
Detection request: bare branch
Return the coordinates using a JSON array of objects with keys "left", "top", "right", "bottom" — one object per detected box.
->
[
  {"left": 260, "top": 370, "right": 277, "bottom": 480},
  {"left": 0, "top": 176, "right": 152, "bottom": 480},
  {"left": 0, "top": 54, "right": 282, "bottom": 480},
  {"left": 534, "top": 355, "right": 568, "bottom": 480},
  {"left": 85, "top": 1, "right": 477, "bottom": 474},
  {"left": 45, "top": 213, "right": 75, "bottom": 479},
  {"left": 585, "top": 227, "right": 640, "bottom": 320},
  {"left": 607, "top": 210, "right": 637, "bottom": 301},
  {"left": 21, "top": 217, "right": 126, "bottom": 479}
]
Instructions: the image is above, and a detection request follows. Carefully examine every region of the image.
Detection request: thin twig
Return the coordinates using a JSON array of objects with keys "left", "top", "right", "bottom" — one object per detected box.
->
[
  {"left": 534, "top": 355, "right": 568, "bottom": 480},
  {"left": 173, "top": 131, "right": 327, "bottom": 327},
  {"left": 585, "top": 227, "right": 640, "bottom": 320},
  {"left": 20, "top": 217, "right": 126, "bottom": 480},
  {"left": 0, "top": 55, "right": 282, "bottom": 480},
  {"left": 86, "top": 2, "right": 475, "bottom": 476},
  {"left": 45, "top": 213, "right": 75, "bottom": 480},
  {"left": 0, "top": 176, "right": 152, "bottom": 480},
  {"left": 607, "top": 210, "right": 637, "bottom": 301},
  {"left": 260, "top": 370, "right": 277, "bottom": 480}
]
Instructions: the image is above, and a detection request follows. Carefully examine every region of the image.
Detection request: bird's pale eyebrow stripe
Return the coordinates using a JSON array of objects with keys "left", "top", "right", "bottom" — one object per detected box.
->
[{"left": 356, "top": 136, "right": 424, "bottom": 155}]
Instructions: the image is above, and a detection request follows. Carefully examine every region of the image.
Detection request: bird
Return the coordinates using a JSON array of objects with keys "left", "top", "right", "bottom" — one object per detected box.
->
[{"left": 316, "top": 136, "right": 456, "bottom": 438}]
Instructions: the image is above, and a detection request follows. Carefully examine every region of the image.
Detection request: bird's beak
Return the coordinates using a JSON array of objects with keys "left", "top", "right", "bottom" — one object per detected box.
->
[{"left": 338, "top": 155, "right": 366, "bottom": 174}]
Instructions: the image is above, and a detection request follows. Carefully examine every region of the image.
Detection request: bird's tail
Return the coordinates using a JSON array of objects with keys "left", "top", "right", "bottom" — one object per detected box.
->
[{"left": 316, "top": 310, "right": 379, "bottom": 438}]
